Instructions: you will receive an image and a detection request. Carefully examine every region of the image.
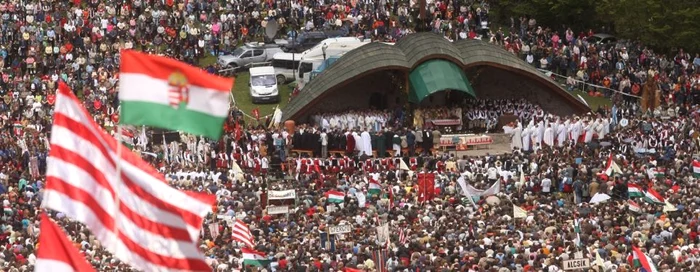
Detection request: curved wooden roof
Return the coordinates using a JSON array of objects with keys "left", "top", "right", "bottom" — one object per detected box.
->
[{"left": 281, "top": 32, "right": 590, "bottom": 121}]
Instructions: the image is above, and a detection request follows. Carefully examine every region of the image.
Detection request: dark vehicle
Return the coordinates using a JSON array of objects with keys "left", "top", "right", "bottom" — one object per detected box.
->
[{"left": 279, "top": 30, "right": 346, "bottom": 52}]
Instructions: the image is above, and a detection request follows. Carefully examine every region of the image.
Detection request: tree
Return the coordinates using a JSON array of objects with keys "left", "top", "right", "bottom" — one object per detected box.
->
[
  {"left": 596, "top": 0, "right": 700, "bottom": 53},
  {"left": 488, "top": 0, "right": 700, "bottom": 53}
]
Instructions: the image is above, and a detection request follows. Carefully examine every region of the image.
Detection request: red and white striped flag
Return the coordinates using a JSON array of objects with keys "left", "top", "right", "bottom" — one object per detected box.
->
[
  {"left": 232, "top": 219, "right": 255, "bottom": 249},
  {"left": 398, "top": 228, "right": 409, "bottom": 244},
  {"left": 35, "top": 212, "right": 96, "bottom": 272},
  {"left": 43, "top": 82, "right": 216, "bottom": 271}
]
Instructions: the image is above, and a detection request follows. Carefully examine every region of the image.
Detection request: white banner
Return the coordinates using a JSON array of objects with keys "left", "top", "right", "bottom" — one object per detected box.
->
[
  {"left": 267, "top": 205, "right": 290, "bottom": 215},
  {"left": 328, "top": 224, "right": 352, "bottom": 235},
  {"left": 463, "top": 180, "right": 501, "bottom": 198},
  {"left": 268, "top": 189, "right": 296, "bottom": 200}
]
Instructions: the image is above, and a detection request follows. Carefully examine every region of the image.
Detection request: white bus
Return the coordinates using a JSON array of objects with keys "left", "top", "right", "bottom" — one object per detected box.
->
[{"left": 271, "top": 52, "right": 300, "bottom": 84}]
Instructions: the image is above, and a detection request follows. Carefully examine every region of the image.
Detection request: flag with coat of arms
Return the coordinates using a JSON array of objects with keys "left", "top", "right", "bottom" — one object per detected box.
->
[{"left": 118, "top": 50, "right": 234, "bottom": 139}]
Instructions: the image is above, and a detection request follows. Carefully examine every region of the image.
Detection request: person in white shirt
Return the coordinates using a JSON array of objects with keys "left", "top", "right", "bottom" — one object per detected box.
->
[
  {"left": 320, "top": 129, "right": 328, "bottom": 158},
  {"left": 541, "top": 177, "right": 552, "bottom": 194}
]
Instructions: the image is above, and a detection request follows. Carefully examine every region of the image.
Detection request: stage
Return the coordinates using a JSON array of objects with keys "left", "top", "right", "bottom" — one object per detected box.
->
[{"left": 442, "top": 133, "right": 513, "bottom": 157}]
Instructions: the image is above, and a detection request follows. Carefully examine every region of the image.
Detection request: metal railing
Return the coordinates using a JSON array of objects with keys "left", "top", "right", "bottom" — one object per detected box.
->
[{"left": 216, "top": 61, "right": 272, "bottom": 77}]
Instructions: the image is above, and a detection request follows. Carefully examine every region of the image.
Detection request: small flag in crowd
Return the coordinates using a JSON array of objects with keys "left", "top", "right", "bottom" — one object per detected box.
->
[
  {"left": 595, "top": 249, "right": 605, "bottom": 270},
  {"left": 44, "top": 82, "right": 216, "bottom": 272},
  {"left": 325, "top": 190, "right": 346, "bottom": 203},
  {"left": 241, "top": 248, "right": 272, "bottom": 267},
  {"left": 368, "top": 178, "right": 382, "bottom": 195},
  {"left": 647, "top": 167, "right": 665, "bottom": 179},
  {"left": 602, "top": 153, "right": 622, "bottom": 179},
  {"left": 628, "top": 200, "right": 642, "bottom": 213},
  {"left": 663, "top": 200, "right": 678, "bottom": 213},
  {"left": 252, "top": 108, "right": 260, "bottom": 120},
  {"left": 693, "top": 160, "right": 700, "bottom": 177},
  {"left": 513, "top": 205, "right": 528, "bottom": 219},
  {"left": 644, "top": 187, "right": 665, "bottom": 204},
  {"left": 232, "top": 219, "right": 256, "bottom": 249},
  {"left": 398, "top": 228, "right": 409, "bottom": 244},
  {"left": 372, "top": 249, "right": 389, "bottom": 272},
  {"left": 35, "top": 213, "right": 95, "bottom": 272},
  {"left": 209, "top": 222, "right": 220, "bottom": 240},
  {"left": 632, "top": 246, "right": 659, "bottom": 272},
  {"left": 115, "top": 127, "right": 135, "bottom": 148},
  {"left": 628, "top": 184, "right": 644, "bottom": 198},
  {"left": 118, "top": 50, "right": 234, "bottom": 139}
]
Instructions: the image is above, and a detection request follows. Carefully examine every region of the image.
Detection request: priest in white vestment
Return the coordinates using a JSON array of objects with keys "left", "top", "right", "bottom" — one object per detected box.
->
[
  {"left": 535, "top": 120, "right": 545, "bottom": 146},
  {"left": 543, "top": 124, "right": 554, "bottom": 146},
  {"left": 360, "top": 129, "right": 373, "bottom": 156},
  {"left": 584, "top": 120, "right": 595, "bottom": 143},
  {"left": 571, "top": 118, "right": 582, "bottom": 144},
  {"left": 512, "top": 122, "right": 523, "bottom": 150},
  {"left": 556, "top": 120, "right": 567, "bottom": 147},
  {"left": 521, "top": 124, "right": 532, "bottom": 152}
]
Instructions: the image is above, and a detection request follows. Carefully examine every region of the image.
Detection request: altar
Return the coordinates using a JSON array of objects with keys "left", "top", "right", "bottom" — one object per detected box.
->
[{"left": 439, "top": 134, "right": 493, "bottom": 151}]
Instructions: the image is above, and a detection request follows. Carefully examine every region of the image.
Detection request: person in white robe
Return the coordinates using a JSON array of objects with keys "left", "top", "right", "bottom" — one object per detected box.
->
[
  {"left": 512, "top": 122, "right": 523, "bottom": 150},
  {"left": 543, "top": 124, "right": 554, "bottom": 146},
  {"left": 535, "top": 120, "right": 545, "bottom": 146},
  {"left": 584, "top": 120, "right": 595, "bottom": 143},
  {"left": 570, "top": 118, "right": 582, "bottom": 144},
  {"left": 360, "top": 129, "right": 373, "bottom": 156},
  {"left": 597, "top": 118, "right": 609, "bottom": 139},
  {"left": 521, "top": 125, "right": 532, "bottom": 152},
  {"left": 556, "top": 120, "right": 568, "bottom": 147}
]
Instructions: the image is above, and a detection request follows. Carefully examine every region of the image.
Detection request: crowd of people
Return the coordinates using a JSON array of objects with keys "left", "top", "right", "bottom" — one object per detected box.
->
[{"left": 0, "top": 0, "right": 698, "bottom": 271}]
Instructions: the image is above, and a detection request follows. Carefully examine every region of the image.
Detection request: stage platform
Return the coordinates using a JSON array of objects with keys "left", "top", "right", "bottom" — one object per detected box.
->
[{"left": 445, "top": 133, "right": 513, "bottom": 157}]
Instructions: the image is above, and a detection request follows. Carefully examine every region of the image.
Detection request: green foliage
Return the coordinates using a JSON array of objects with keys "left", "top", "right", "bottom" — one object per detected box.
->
[
  {"left": 489, "top": 0, "right": 600, "bottom": 32},
  {"left": 489, "top": 0, "right": 700, "bottom": 53}
]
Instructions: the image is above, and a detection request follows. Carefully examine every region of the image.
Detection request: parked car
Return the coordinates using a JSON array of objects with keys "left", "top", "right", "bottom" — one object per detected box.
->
[
  {"left": 217, "top": 43, "right": 284, "bottom": 69},
  {"left": 276, "top": 30, "right": 346, "bottom": 53},
  {"left": 587, "top": 34, "right": 617, "bottom": 45}
]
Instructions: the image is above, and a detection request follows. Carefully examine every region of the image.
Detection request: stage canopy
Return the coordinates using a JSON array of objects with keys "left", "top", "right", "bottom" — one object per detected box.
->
[{"left": 408, "top": 59, "right": 476, "bottom": 103}]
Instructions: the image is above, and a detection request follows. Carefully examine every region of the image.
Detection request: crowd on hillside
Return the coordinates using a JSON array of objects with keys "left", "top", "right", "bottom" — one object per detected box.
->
[{"left": 0, "top": 0, "right": 697, "bottom": 271}]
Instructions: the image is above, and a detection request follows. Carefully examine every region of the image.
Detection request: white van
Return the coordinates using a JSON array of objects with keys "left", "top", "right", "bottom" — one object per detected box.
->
[
  {"left": 249, "top": 66, "right": 279, "bottom": 104},
  {"left": 271, "top": 52, "right": 300, "bottom": 84}
]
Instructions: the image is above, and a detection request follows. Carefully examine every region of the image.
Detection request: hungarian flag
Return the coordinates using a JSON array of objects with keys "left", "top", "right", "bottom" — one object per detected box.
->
[
  {"left": 628, "top": 184, "right": 644, "bottom": 198},
  {"left": 119, "top": 50, "right": 234, "bottom": 139},
  {"left": 601, "top": 153, "right": 622, "bottom": 179},
  {"left": 241, "top": 248, "right": 271, "bottom": 267},
  {"left": 628, "top": 200, "right": 642, "bottom": 213},
  {"left": 115, "top": 127, "right": 135, "bottom": 148},
  {"left": 631, "top": 246, "right": 658, "bottom": 272},
  {"left": 647, "top": 167, "right": 665, "bottom": 179},
  {"left": 368, "top": 178, "right": 382, "bottom": 195},
  {"left": 644, "top": 187, "right": 664, "bottom": 204},
  {"left": 325, "top": 190, "right": 345, "bottom": 203},
  {"left": 693, "top": 160, "right": 700, "bottom": 177}
]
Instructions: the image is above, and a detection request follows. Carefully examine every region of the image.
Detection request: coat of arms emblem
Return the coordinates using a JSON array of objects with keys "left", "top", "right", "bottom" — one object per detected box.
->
[{"left": 168, "top": 71, "right": 189, "bottom": 108}]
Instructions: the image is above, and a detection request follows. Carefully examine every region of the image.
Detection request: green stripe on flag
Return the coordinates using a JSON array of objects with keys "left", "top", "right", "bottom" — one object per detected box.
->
[
  {"left": 628, "top": 191, "right": 644, "bottom": 198},
  {"left": 368, "top": 188, "right": 381, "bottom": 195},
  {"left": 120, "top": 101, "right": 226, "bottom": 139},
  {"left": 243, "top": 259, "right": 271, "bottom": 267}
]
